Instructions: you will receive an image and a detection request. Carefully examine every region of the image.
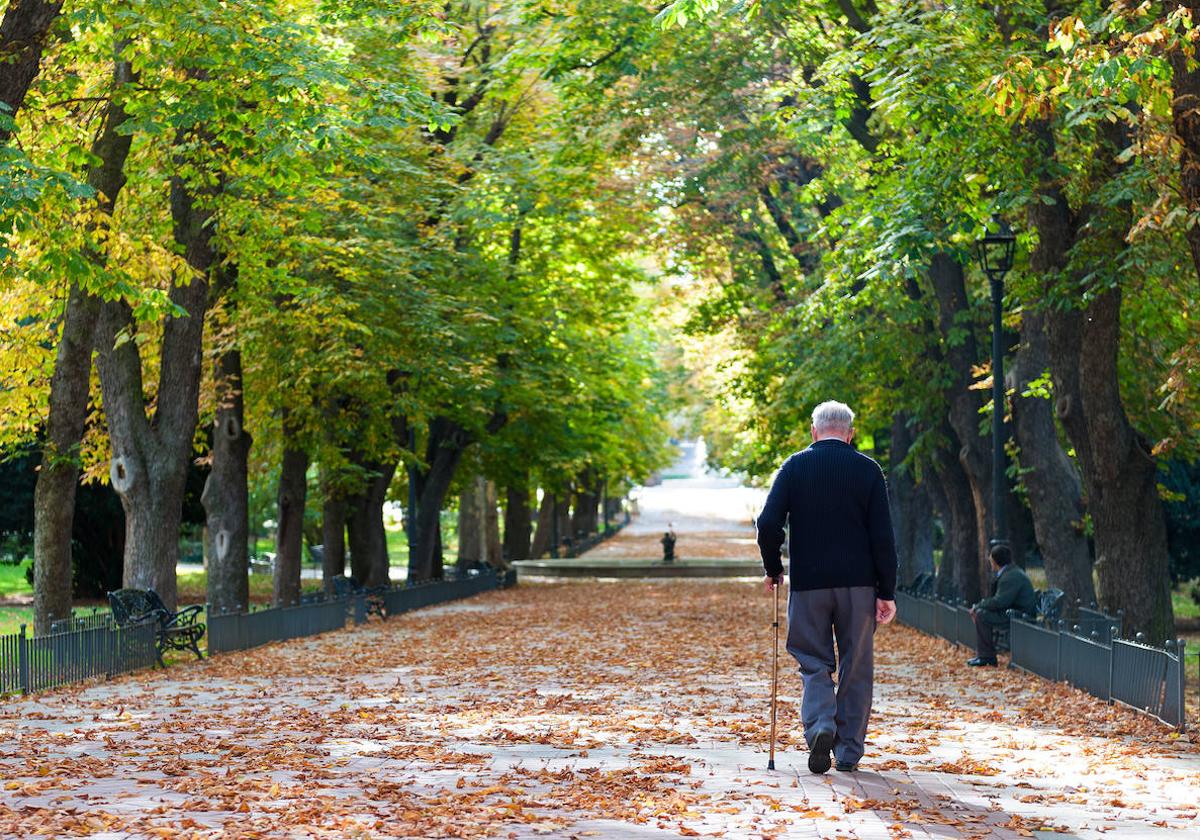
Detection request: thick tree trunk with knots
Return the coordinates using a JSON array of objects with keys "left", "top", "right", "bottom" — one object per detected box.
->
[
  {"left": 1047, "top": 290, "right": 1174, "bottom": 639},
  {"left": 202, "top": 285, "right": 251, "bottom": 615},
  {"left": 1010, "top": 311, "right": 1096, "bottom": 607},
  {"left": 1023, "top": 118, "right": 1170, "bottom": 636},
  {"left": 95, "top": 166, "right": 212, "bottom": 610},
  {"left": 928, "top": 251, "right": 995, "bottom": 593},
  {"left": 928, "top": 430, "right": 983, "bottom": 603},
  {"left": 32, "top": 49, "right": 134, "bottom": 632}
]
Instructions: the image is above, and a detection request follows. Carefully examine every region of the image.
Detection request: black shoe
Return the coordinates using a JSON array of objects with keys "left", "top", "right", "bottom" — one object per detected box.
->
[
  {"left": 807, "top": 728, "right": 834, "bottom": 774},
  {"left": 966, "top": 656, "right": 998, "bottom": 667},
  {"left": 835, "top": 760, "right": 858, "bottom": 772}
]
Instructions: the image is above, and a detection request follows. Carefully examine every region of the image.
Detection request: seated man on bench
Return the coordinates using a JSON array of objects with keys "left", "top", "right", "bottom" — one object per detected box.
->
[{"left": 967, "top": 543, "right": 1036, "bottom": 667}]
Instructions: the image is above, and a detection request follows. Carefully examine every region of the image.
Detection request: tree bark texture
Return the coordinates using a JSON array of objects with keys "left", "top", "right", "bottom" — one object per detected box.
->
[
  {"left": 1047, "top": 290, "right": 1174, "bottom": 639},
  {"left": 321, "top": 491, "right": 346, "bottom": 586},
  {"left": 572, "top": 472, "right": 600, "bottom": 537},
  {"left": 928, "top": 251, "right": 994, "bottom": 591},
  {"left": 1010, "top": 310, "right": 1095, "bottom": 606},
  {"left": 346, "top": 461, "right": 395, "bottom": 588},
  {"left": 555, "top": 492, "right": 573, "bottom": 556},
  {"left": 0, "top": 0, "right": 62, "bottom": 144},
  {"left": 273, "top": 443, "right": 307, "bottom": 607},
  {"left": 529, "top": 491, "right": 554, "bottom": 559},
  {"left": 484, "top": 479, "right": 501, "bottom": 568},
  {"left": 201, "top": 276, "right": 250, "bottom": 614},
  {"left": 32, "top": 51, "right": 134, "bottom": 632},
  {"left": 503, "top": 479, "right": 532, "bottom": 562},
  {"left": 94, "top": 147, "right": 211, "bottom": 610},
  {"left": 1024, "top": 120, "right": 1172, "bottom": 637},
  {"left": 1169, "top": 1, "right": 1200, "bottom": 274},
  {"left": 457, "top": 474, "right": 485, "bottom": 571},
  {"left": 928, "top": 430, "right": 982, "bottom": 603},
  {"left": 408, "top": 417, "right": 471, "bottom": 582},
  {"left": 888, "top": 413, "right": 934, "bottom": 589}
]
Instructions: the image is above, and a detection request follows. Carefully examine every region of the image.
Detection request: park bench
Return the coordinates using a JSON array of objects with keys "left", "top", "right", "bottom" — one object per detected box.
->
[
  {"left": 996, "top": 587, "right": 1065, "bottom": 652},
  {"left": 331, "top": 576, "right": 388, "bottom": 620},
  {"left": 107, "top": 589, "right": 206, "bottom": 666}
]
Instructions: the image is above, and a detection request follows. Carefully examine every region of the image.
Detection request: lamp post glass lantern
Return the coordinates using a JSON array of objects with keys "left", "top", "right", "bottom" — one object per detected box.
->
[{"left": 976, "top": 217, "right": 1016, "bottom": 548}]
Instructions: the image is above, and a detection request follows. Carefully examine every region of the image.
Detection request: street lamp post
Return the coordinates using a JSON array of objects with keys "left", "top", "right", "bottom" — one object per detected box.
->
[{"left": 975, "top": 217, "right": 1017, "bottom": 547}]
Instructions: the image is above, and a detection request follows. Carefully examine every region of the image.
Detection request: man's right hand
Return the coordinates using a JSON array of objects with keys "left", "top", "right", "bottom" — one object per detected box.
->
[
  {"left": 764, "top": 574, "right": 783, "bottom": 593},
  {"left": 876, "top": 598, "right": 896, "bottom": 624}
]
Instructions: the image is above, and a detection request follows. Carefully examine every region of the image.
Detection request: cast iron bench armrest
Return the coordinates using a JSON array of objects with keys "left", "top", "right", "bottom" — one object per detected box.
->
[{"left": 170, "top": 604, "right": 204, "bottom": 626}]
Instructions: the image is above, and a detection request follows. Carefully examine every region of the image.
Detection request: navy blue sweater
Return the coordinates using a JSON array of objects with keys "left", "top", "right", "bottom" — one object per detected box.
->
[{"left": 757, "top": 439, "right": 898, "bottom": 600}]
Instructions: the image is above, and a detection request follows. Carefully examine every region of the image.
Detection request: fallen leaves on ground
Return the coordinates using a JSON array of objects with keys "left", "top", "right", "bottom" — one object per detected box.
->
[{"left": 1, "top": 580, "right": 1198, "bottom": 839}]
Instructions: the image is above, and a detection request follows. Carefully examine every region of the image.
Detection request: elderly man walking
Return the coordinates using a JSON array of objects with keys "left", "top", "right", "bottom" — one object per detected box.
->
[{"left": 758, "top": 401, "right": 898, "bottom": 774}]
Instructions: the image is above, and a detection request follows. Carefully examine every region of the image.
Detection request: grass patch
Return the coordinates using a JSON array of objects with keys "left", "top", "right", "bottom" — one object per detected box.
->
[
  {"left": 0, "top": 606, "right": 33, "bottom": 636},
  {"left": 1173, "top": 584, "right": 1200, "bottom": 620},
  {"left": 0, "top": 560, "right": 33, "bottom": 599}
]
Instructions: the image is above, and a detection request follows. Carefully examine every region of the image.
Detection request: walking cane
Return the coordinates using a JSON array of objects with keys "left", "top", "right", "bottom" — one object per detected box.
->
[{"left": 768, "top": 580, "right": 779, "bottom": 771}]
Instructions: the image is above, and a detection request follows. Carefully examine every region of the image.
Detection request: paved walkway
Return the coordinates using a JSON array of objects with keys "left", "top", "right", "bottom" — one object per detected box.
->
[
  {"left": 584, "top": 439, "right": 767, "bottom": 561},
  {"left": 2, "top": 580, "right": 1198, "bottom": 839}
]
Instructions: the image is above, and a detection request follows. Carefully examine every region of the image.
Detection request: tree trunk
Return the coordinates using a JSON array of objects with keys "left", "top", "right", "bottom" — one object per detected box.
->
[
  {"left": 1023, "top": 119, "right": 1170, "bottom": 636},
  {"left": 928, "top": 251, "right": 994, "bottom": 591},
  {"left": 928, "top": 431, "right": 982, "bottom": 603},
  {"left": 484, "top": 479, "right": 501, "bottom": 568},
  {"left": 346, "top": 462, "right": 394, "bottom": 587},
  {"left": 95, "top": 166, "right": 212, "bottom": 610},
  {"left": 572, "top": 472, "right": 600, "bottom": 537},
  {"left": 409, "top": 418, "right": 470, "bottom": 582},
  {"left": 33, "top": 285, "right": 100, "bottom": 633},
  {"left": 457, "top": 474, "right": 485, "bottom": 571},
  {"left": 201, "top": 328, "right": 250, "bottom": 616},
  {"left": 888, "top": 413, "right": 934, "bottom": 589},
  {"left": 1047, "top": 289, "right": 1174, "bottom": 639},
  {"left": 1010, "top": 310, "right": 1095, "bottom": 606},
  {"left": 321, "top": 491, "right": 346, "bottom": 586},
  {"left": 273, "top": 443, "right": 307, "bottom": 607},
  {"left": 503, "top": 479, "right": 532, "bottom": 562},
  {"left": 1169, "top": 0, "right": 1200, "bottom": 275},
  {"left": 529, "top": 491, "right": 554, "bottom": 559},
  {"left": 31, "top": 49, "right": 134, "bottom": 632},
  {"left": 556, "top": 491, "right": 573, "bottom": 556},
  {"left": 0, "top": 0, "right": 63, "bottom": 144}
]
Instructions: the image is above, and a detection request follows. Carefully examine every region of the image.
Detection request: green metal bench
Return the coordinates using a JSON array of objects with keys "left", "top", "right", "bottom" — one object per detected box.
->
[{"left": 107, "top": 589, "right": 205, "bottom": 666}]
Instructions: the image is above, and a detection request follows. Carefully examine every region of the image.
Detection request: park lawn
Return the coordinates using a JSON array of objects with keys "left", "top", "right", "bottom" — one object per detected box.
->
[
  {"left": 0, "top": 560, "right": 33, "bottom": 598},
  {"left": 1173, "top": 586, "right": 1200, "bottom": 620},
  {"left": 0, "top": 606, "right": 33, "bottom": 636}
]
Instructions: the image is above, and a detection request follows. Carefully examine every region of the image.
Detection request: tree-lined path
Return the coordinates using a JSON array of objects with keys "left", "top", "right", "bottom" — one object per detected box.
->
[
  {"left": 2, "top": 580, "right": 1198, "bottom": 839},
  {"left": 576, "top": 439, "right": 767, "bottom": 563}
]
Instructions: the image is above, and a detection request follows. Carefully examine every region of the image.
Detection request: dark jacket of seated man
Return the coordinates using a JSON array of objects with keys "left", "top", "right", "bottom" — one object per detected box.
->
[{"left": 968, "top": 544, "right": 1036, "bottom": 665}]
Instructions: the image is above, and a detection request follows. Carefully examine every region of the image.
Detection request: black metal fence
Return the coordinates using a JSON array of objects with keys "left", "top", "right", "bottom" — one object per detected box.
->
[
  {"left": 0, "top": 621, "right": 158, "bottom": 696},
  {"left": 209, "top": 566, "right": 516, "bottom": 655},
  {"left": 3, "top": 567, "right": 517, "bottom": 694},
  {"left": 895, "top": 591, "right": 1186, "bottom": 731},
  {"left": 208, "top": 597, "right": 355, "bottom": 655}
]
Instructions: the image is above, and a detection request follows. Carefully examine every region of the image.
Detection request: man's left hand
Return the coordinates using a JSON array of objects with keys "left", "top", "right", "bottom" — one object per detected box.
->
[{"left": 763, "top": 574, "right": 783, "bottom": 593}]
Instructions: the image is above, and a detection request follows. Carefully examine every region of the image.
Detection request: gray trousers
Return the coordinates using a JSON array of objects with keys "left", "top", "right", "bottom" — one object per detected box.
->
[{"left": 785, "top": 586, "right": 876, "bottom": 765}]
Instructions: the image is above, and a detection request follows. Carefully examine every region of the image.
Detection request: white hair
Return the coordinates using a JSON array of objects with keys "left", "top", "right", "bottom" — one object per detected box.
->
[{"left": 812, "top": 400, "right": 855, "bottom": 434}]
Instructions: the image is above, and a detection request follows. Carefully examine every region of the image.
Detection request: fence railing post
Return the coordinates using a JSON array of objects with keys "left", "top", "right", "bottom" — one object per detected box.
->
[
  {"left": 1107, "top": 625, "right": 1117, "bottom": 704},
  {"left": 1176, "top": 638, "right": 1187, "bottom": 733},
  {"left": 17, "top": 625, "right": 29, "bottom": 695}
]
